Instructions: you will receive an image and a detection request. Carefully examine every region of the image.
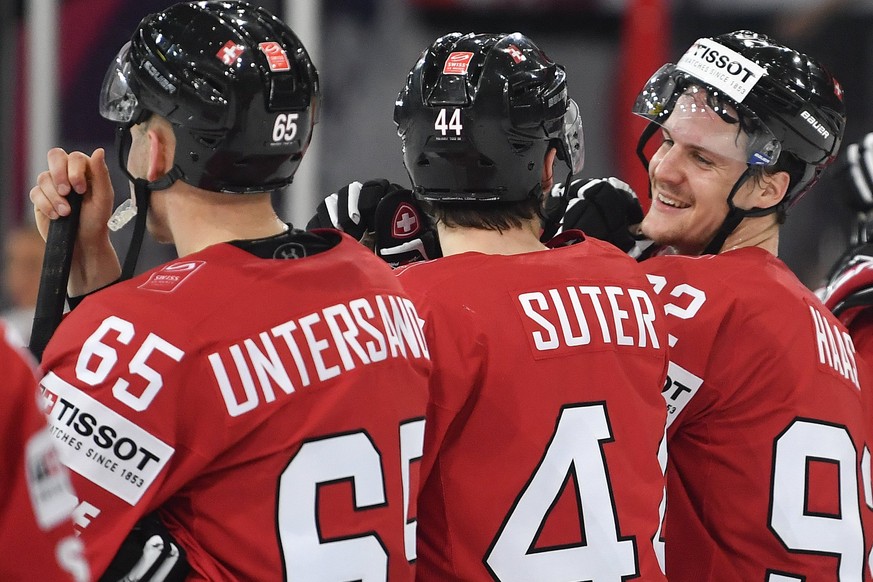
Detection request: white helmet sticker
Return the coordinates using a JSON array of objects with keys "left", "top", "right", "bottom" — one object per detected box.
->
[{"left": 676, "top": 37, "right": 767, "bottom": 103}]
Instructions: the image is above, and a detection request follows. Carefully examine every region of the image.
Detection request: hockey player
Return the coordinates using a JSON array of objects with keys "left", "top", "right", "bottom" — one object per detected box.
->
[
  {"left": 28, "top": 2, "right": 430, "bottom": 580},
  {"left": 628, "top": 31, "right": 873, "bottom": 580},
  {"left": 0, "top": 322, "right": 89, "bottom": 581},
  {"left": 822, "top": 131, "right": 873, "bottom": 360},
  {"left": 387, "top": 32, "right": 670, "bottom": 581}
]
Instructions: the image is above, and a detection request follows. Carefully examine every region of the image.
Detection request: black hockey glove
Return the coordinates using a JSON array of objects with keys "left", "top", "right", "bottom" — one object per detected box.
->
[
  {"left": 99, "top": 513, "right": 189, "bottom": 582},
  {"left": 307, "top": 179, "right": 404, "bottom": 240},
  {"left": 544, "top": 177, "right": 647, "bottom": 254},
  {"left": 373, "top": 189, "right": 442, "bottom": 268},
  {"left": 838, "top": 132, "right": 873, "bottom": 213}
]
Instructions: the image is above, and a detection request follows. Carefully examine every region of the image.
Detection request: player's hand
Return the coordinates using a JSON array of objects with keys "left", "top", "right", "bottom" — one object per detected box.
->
[
  {"left": 31, "top": 148, "right": 116, "bottom": 244},
  {"left": 543, "top": 177, "right": 645, "bottom": 253},
  {"left": 372, "top": 189, "right": 441, "bottom": 267},
  {"left": 307, "top": 179, "right": 405, "bottom": 240},
  {"left": 99, "top": 514, "right": 190, "bottom": 582},
  {"left": 29, "top": 147, "right": 122, "bottom": 295}
]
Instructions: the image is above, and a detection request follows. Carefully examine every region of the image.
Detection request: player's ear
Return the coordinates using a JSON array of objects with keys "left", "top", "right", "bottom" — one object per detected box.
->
[
  {"left": 757, "top": 170, "right": 790, "bottom": 209},
  {"left": 146, "top": 118, "right": 176, "bottom": 182},
  {"left": 542, "top": 147, "right": 558, "bottom": 192}
]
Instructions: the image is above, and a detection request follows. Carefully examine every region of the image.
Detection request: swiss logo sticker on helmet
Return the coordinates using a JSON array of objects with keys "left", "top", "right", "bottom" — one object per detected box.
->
[
  {"left": 443, "top": 52, "right": 474, "bottom": 75},
  {"left": 259, "top": 41, "right": 291, "bottom": 72},
  {"left": 217, "top": 40, "right": 246, "bottom": 66},
  {"left": 677, "top": 37, "right": 767, "bottom": 103},
  {"left": 392, "top": 203, "right": 421, "bottom": 238},
  {"left": 506, "top": 44, "right": 526, "bottom": 64}
]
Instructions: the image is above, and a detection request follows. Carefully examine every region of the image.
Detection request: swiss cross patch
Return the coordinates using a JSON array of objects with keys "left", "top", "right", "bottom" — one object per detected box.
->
[
  {"left": 139, "top": 260, "right": 206, "bottom": 293},
  {"left": 506, "top": 44, "right": 526, "bottom": 64},
  {"left": 443, "top": 52, "right": 474, "bottom": 75},
  {"left": 217, "top": 40, "right": 246, "bottom": 66},
  {"left": 39, "top": 387, "right": 58, "bottom": 415},
  {"left": 259, "top": 41, "right": 291, "bottom": 72},
  {"left": 834, "top": 79, "right": 844, "bottom": 100},
  {"left": 392, "top": 203, "right": 420, "bottom": 238}
]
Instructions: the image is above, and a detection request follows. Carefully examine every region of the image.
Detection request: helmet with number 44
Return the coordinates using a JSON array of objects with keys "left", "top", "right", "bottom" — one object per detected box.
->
[
  {"left": 394, "top": 31, "right": 584, "bottom": 203},
  {"left": 99, "top": 0, "right": 319, "bottom": 193}
]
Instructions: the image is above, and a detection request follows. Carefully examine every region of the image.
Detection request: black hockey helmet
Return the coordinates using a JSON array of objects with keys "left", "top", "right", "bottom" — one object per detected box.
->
[
  {"left": 633, "top": 30, "right": 846, "bottom": 254},
  {"left": 99, "top": 0, "right": 319, "bottom": 193},
  {"left": 394, "top": 32, "right": 583, "bottom": 202},
  {"left": 634, "top": 30, "right": 845, "bottom": 208}
]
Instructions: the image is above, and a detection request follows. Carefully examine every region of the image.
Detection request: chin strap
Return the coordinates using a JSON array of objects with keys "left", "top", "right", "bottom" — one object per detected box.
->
[
  {"left": 636, "top": 122, "right": 660, "bottom": 203},
  {"left": 701, "top": 170, "right": 782, "bottom": 255},
  {"left": 119, "top": 168, "right": 182, "bottom": 281}
]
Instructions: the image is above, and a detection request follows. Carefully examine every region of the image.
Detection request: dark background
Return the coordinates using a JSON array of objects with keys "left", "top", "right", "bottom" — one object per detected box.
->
[{"left": 2, "top": 0, "right": 870, "bottom": 298}]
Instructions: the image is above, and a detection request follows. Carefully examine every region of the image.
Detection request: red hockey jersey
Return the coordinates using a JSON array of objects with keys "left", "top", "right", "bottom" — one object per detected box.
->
[
  {"left": 0, "top": 323, "right": 88, "bottom": 581},
  {"left": 646, "top": 247, "right": 873, "bottom": 581},
  {"left": 39, "top": 232, "right": 431, "bottom": 580},
  {"left": 396, "top": 237, "right": 670, "bottom": 581}
]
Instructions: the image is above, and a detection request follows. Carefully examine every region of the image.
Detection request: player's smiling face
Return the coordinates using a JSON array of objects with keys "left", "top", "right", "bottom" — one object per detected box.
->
[{"left": 641, "top": 90, "right": 756, "bottom": 255}]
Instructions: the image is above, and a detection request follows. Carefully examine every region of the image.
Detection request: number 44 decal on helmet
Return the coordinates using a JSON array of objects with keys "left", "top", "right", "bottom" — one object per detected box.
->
[{"left": 435, "top": 108, "right": 462, "bottom": 137}]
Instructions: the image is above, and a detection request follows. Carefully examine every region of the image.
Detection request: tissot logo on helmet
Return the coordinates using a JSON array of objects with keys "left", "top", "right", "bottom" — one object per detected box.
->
[{"left": 677, "top": 37, "right": 766, "bottom": 102}]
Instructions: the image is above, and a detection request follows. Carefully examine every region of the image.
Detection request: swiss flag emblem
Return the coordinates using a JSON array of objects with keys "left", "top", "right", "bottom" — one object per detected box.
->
[
  {"left": 217, "top": 40, "right": 246, "bottom": 65},
  {"left": 39, "top": 388, "right": 57, "bottom": 414},
  {"left": 443, "top": 52, "right": 474, "bottom": 75},
  {"left": 392, "top": 203, "right": 420, "bottom": 238},
  {"left": 506, "top": 44, "right": 526, "bottom": 64}
]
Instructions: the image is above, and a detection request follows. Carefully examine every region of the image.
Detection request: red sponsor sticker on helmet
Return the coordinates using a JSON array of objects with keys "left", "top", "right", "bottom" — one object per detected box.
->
[
  {"left": 259, "top": 41, "right": 291, "bottom": 72},
  {"left": 392, "top": 203, "right": 421, "bottom": 238},
  {"left": 443, "top": 52, "right": 474, "bottom": 75},
  {"left": 139, "top": 260, "right": 206, "bottom": 292},
  {"left": 217, "top": 40, "right": 246, "bottom": 66},
  {"left": 506, "top": 44, "right": 526, "bottom": 64}
]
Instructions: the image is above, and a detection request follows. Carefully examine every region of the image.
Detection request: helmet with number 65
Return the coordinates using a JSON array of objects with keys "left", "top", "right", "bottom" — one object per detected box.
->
[
  {"left": 99, "top": 0, "right": 319, "bottom": 193},
  {"left": 394, "top": 31, "right": 584, "bottom": 203}
]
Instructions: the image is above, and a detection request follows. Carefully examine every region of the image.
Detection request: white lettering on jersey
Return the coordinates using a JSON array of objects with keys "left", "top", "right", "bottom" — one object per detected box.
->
[
  {"left": 209, "top": 294, "right": 429, "bottom": 417},
  {"left": 40, "top": 373, "right": 175, "bottom": 505},
  {"left": 661, "top": 361, "right": 704, "bottom": 428},
  {"left": 25, "top": 427, "right": 78, "bottom": 529},
  {"left": 518, "top": 285, "right": 660, "bottom": 352},
  {"left": 809, "top": 305, "right": 860, "bottom": 390}
]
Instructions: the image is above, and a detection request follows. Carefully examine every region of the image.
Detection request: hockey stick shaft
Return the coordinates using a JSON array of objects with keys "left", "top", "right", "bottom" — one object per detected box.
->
[{"left": 29, "top": 193, "right": 83, "bottom": 360}]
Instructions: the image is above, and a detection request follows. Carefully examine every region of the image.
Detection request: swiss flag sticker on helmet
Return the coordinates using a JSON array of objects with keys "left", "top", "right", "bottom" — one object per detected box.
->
[
  {"left": 506, "top": 44, "right": 526, "bottom": 64},
  {"left": 217, "top": 40, "right": 246, "bottom": 66},
  {"left": 443, "top": 52, "right": 473, "bottom": 75},
  {"left": 392, "top": 202, "right": 421, "bottom": 239}
]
